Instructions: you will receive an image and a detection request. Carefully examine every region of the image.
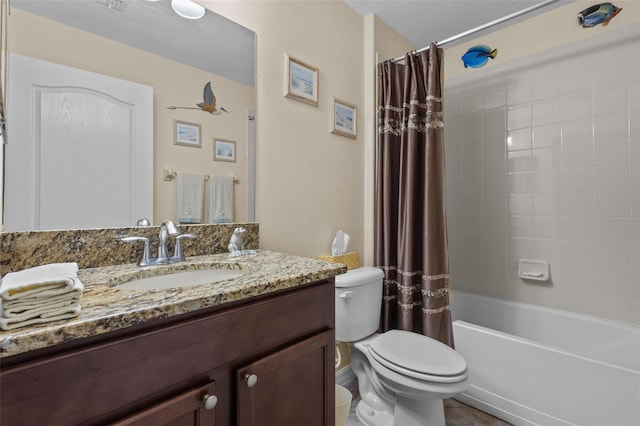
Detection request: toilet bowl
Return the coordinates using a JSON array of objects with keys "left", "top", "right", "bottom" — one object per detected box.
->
[{"left": 335, "top": 267, "right": 469, "bottom": 426}]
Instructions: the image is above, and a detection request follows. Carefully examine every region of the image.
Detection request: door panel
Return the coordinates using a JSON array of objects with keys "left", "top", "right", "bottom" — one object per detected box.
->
[
  {"left": 236, "top": 330, "right": 334, "bottom": 426},
  {"left": 5, "top": 53, "right": 152, "bottom": 230}
]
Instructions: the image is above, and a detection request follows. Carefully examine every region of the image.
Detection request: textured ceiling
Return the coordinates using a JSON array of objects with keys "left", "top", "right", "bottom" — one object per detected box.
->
[
  {"left": 344, "top": 0, "right": 572, "bottom": 52},
  {"left": 11, "top": 0, "right": 255, "bottom": 87}
]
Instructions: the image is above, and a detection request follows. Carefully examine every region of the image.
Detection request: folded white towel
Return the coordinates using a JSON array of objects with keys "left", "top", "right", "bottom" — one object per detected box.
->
[
  {"left": 2, "top": 295, "right": 82, "bottom": 318},
  {"left": 0, "top": 305, "right": 81, "bottom": 331},
  {"left": 3, "top": 291, "right": 82, "bottom": 309},
  {"left": 0, "top": 289, "right": 82, "bottom": 309},
  {"left": 4, "top": 279, "right": 84, "bottom": 301},
  {"left": 0, "top": 263, "right": 81, "bottom": 300},
  {"left": 209, "top": 175, "right": 234, "bottom": 223},
  {"left": 177, "top": 173, "right": 204, "bottom": 224}
]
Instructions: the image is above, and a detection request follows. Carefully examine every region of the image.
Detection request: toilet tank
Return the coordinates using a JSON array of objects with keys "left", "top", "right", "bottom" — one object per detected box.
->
[{"left": 335, "top": 266, "right": 384, "bottom": 342}]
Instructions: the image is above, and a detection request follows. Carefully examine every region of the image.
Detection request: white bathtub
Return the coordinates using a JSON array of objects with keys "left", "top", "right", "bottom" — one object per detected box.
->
[{"left": 450, "top": 291, "right": 640, "bottom": 426}]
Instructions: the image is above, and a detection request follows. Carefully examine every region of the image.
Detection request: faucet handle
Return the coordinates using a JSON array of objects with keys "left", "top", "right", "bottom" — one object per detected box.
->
[
  {"left": 119, "top": 236, "right": 152, "bottom": 266},
  {"left": 171, "top": 233, "right": 197, "bottom": 263},
  {"left": 136, "top": 218, "right": 151, "bottom": 226},
  {"left": 176, "top": 233, "right": 197, "bottom": 240}
]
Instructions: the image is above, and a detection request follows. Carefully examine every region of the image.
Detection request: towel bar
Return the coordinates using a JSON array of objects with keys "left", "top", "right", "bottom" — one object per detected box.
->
[{"left": 163, "top": 168, "right": 238, "bottom": 183}]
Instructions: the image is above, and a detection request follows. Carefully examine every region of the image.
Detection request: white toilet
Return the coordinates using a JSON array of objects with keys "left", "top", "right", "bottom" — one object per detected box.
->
[{"left": 335, "top": 266, "right": 469, "bottom": 426}]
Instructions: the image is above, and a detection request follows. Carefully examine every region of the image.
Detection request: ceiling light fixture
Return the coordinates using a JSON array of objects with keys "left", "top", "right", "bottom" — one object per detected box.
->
[{"left": 171, "top": 0, "right": 205, "bottom": 20}]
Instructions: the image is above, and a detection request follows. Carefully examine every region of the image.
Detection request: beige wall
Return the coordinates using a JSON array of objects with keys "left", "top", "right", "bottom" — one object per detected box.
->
[
  {"left": 8, "top": 8, "right": 255, "bottom": 226},
  {"left": 204, "top": 1, "right": 366, "bottom": 258}
]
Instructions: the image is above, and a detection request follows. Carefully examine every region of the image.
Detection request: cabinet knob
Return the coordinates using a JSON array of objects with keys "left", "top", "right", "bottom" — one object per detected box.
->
[
  {"left": 202, "top": 394, "right": 218, "bottom": 410},
  {"left": 245, "top": 373, "right": 258, "bottom": 388}
]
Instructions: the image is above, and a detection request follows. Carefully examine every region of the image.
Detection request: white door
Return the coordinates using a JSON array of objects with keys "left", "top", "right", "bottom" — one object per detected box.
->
[{"left": 4, "top": 53, "right": 153, "bottom": 231}]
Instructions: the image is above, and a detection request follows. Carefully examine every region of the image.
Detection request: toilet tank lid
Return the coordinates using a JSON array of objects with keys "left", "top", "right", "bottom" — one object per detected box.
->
[{"left": 335, "top": 266, "right": 384, "bottom": 288}]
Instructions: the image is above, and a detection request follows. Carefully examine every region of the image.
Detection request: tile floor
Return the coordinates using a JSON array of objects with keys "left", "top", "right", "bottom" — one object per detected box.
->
[{"left": 342, "top": 377, "right": 511, "bottom": 426}]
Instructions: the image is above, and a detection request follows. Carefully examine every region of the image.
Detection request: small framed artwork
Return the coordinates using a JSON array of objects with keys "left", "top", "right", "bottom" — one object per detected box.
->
[
  {"left": 214, "top": 138, "right": 236, "bottom": 162},
  {"left": 284, "top": 53, "right": 318, "bottom": 106},
  {"left": 330, "top": 97, "right": 357, "bottom": 139},
  {"left": 173, "top": 120, "right": 201, "bottom": 148}
]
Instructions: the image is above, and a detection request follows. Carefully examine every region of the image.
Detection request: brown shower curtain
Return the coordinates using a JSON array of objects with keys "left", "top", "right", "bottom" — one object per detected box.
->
[{"left": 375, "top": 44, "right": 453, "bottom": 347}]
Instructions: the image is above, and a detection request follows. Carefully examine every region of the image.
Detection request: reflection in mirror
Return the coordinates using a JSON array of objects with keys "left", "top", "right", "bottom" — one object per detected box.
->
[
  {"left": 0, "top": 0, "right": 6, "bottom": 133},
  {"left": 2, "top": 0, "right": 256, "bottom": 231},
  {"left": 0, "top": 0, "right": 7, "bottom": 224}
]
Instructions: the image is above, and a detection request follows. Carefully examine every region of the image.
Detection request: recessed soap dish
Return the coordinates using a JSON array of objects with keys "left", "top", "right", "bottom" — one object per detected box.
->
[{"left": 518, "top": 259, "right": 550, "bottom": 282}]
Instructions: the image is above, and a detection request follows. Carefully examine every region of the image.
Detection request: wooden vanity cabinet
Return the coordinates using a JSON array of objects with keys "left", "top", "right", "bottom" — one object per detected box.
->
[
  {"left": 237, "top": 330, "right": 333, "bottom": 426},
  {"left": 0, "top": 280, "right": 336, "bottom": 425}
]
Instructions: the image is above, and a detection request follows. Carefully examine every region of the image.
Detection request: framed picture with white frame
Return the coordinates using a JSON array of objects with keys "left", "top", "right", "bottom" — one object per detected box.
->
[
  {"left": 284, "top": 53, "right": 318, "bottom": 106},
  {"left": 214, "top": 138, "right": 236, "bottom": 162},
  {"left": 330, "top": 97, "right": 357, "bottom": 139},
  {"left": 173, "top": 120, "right": 201, "bottom": 148}
]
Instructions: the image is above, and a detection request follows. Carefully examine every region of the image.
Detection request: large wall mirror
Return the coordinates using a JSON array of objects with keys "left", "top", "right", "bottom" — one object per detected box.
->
[{"left": 1, "top": 0, "right": 256, "bottom": 231}]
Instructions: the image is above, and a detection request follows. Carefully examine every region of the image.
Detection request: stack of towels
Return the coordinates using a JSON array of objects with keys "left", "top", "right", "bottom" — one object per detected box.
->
[{"left": 0, "top": 262, "right": 84, "bottom": 331}]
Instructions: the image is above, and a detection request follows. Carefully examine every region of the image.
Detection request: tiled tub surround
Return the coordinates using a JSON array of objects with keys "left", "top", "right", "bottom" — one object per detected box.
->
[
  {"left": 0, "top": 223, "right": 259, "bottom": 274},
  {"left": 0, "top": 250, "right": 346, "bottom": 358},
  {"left": 444, "top": 23, "right": 640, "bottom": 324}
]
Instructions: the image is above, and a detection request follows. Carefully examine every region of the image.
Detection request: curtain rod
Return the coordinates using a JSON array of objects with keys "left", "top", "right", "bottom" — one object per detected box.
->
[{"left": 390, "top": 0, "right": 563, "bottom": 63}]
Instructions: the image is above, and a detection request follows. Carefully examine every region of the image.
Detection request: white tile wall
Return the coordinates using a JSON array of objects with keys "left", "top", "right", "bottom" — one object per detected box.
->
[{"left": 444, "top": 23, "right": 640, "bottom": 324}]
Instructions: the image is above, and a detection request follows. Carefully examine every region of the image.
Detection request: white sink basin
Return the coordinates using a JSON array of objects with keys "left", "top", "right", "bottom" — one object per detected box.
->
[{"left": 117, "top": 269, "right": 246, "bottom": 290}]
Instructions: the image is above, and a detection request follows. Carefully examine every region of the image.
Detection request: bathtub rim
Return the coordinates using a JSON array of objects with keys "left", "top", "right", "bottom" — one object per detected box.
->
[
  {"left": 452, "top": 319, "right": 640, "bottom": 375},
  {"left": 450, "top": 290, "right": 640, "bottom": 371},
  {"left": 450, "top": 290, "right": 640, "bottom": 334}
]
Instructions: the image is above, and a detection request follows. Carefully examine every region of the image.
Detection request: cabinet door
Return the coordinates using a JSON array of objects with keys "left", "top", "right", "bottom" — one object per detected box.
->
[
  {"left": 236, "top": 330, "right": 334, "bottom": 426},
  {"left": 111, "top": 381, "right": 217, "bottom": 426}
]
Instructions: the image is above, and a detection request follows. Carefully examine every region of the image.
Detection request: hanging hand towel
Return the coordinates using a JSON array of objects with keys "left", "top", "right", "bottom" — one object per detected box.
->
[
  {"left": 177, "top": 173, "right": 204, "bottom": 224},
  {"left": 209, "top": 175, "right": 234, "bottom": 224},
  {"left": 0, "top": 263, "right": 82, "bottom": 300}
]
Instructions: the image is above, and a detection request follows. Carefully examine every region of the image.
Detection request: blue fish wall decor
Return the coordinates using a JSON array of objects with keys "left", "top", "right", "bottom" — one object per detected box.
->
[
  {"left": 461, "top": 45, "right": 498, "bottom": 69},
  {"left": 578, "top": 3, "right": 622, "bottom": 28}
]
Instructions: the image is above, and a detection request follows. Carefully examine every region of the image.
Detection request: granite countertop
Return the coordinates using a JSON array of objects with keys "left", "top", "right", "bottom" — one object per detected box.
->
[{"left": 0, "top": 250, "right": 346, "bottom": 358}]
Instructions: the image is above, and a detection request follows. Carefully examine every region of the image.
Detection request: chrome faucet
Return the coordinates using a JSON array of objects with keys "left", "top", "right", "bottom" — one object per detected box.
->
[
  {"left": 120, "top": 220, "right": 196, "bottom": 267},
  {"left": 157, "top": 220, "right": 180, "bottom": 261}
]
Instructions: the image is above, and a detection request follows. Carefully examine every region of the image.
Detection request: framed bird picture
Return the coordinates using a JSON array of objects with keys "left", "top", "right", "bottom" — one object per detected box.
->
[
  {"left": 174, "top": 120, "right": 201, "bottom": 148},
  {"left": 284, "top": 53, "right": 318, "bottom": 106}
]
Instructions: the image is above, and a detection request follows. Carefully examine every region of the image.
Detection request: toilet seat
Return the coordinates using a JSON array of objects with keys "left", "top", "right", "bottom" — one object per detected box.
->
[{"left": 368, "top": 330, "right": 467, "bottom": 383}]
